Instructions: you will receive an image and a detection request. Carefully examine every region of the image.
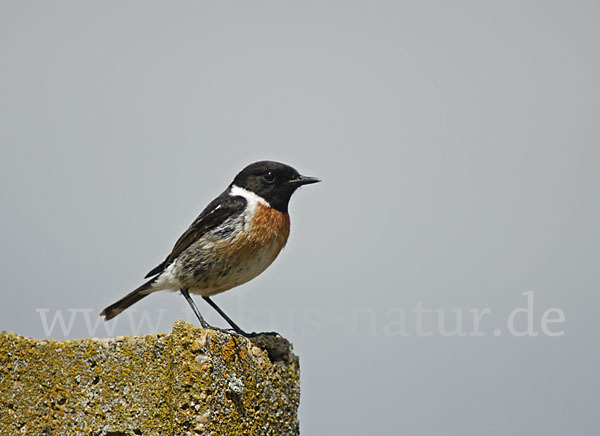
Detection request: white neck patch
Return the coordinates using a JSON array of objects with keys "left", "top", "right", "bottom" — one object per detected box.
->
[{"left": 230, "top": 185, "right": 270, "bottom": 208}]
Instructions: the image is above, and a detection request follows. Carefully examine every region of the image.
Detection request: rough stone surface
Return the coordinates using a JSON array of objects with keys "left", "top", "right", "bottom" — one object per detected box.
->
[{"left": 0, "top": 321, "right": 300, "bottom": 436}]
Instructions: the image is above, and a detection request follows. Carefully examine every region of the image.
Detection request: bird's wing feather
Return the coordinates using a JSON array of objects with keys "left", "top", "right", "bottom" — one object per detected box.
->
[{"left": 145, "top": 192, "right": 246, "bottom": 278}]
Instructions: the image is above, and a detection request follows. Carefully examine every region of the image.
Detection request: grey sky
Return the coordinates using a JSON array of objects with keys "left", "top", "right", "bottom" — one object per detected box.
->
[{"left": 1, "top": 1, "right": 599, "bottom": 435}]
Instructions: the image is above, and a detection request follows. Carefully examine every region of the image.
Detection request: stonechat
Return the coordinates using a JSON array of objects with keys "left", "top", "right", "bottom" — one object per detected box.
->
[{"left": 100, "top": 161, "right": 320, "bottom": 336}]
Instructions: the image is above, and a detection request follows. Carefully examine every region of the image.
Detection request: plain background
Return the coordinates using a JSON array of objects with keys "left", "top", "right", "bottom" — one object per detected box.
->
[{"left": 1, "top": 1, "right": 599, "bottom": 435}]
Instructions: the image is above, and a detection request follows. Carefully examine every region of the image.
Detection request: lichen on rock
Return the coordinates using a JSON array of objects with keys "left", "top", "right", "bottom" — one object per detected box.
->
[{"left": 0, "top": 321, "right": 300, "bottom": 436}]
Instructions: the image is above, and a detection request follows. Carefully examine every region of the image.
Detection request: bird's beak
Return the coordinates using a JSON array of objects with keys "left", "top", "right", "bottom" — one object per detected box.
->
[{"left": 288, "top": 175, "right": 321, "bottom": 186}]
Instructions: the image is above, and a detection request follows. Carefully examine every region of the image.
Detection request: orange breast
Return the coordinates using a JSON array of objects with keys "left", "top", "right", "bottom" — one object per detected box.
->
[
  {"left": 217, "top": 203, "right": 290, "bottom": 264},
  {"left": 246, "top": 203, "right": 290, "bottom": 263}
]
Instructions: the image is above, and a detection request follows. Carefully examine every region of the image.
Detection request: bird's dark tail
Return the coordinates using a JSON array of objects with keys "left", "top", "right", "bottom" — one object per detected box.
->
[{"left": 100, "top": 279, "right": 156, "bottom": 321}]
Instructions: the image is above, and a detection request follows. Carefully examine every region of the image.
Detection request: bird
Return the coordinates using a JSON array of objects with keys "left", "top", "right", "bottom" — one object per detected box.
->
[{"left": 100, "top": 160, "right": 320, "bottom": 336}]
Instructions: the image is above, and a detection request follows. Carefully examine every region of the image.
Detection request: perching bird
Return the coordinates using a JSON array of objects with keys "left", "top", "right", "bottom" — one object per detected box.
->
[{"left": 100, "top": 161, "right": 320, "bottom": 336}]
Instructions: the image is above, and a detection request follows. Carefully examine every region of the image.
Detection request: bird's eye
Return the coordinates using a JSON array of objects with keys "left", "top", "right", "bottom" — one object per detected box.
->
[{"left": 263, "top": 171, "right": 276, "bottom": 183}]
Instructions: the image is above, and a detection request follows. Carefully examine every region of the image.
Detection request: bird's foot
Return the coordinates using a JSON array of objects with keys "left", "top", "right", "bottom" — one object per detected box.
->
[
  {"left": 195, "top": 321, "right": 279, "bottom": 339},
  {"left": 232, "top": 330, "right": 280, "bottom": 338}
]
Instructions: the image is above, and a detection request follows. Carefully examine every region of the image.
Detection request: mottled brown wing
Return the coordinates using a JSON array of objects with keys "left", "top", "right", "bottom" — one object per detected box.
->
[{"left": 144, "top": 193, "right": 246, "bottom": 278}]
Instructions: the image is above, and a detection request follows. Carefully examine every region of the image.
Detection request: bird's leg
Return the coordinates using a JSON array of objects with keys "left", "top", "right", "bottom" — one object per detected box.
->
[
  {"left": 180, "top": 289, "right": 245, "bottom": 337},
  {"left": 202, "top": 296, "right": 245, "bottom": 334},
  {"left": 202, "top": 296, "right": 279, "bottom": 338},
  {"left": 180, "top": 288, "right": 212, "bottom": 329}
]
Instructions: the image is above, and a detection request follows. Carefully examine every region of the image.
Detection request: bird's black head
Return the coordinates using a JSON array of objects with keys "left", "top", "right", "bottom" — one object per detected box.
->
[{"left": 231, "top": 161, "right": 320, "bottom": 213}]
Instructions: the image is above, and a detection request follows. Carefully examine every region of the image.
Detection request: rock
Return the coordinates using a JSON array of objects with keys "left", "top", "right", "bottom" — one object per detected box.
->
[{"left": 0, "top": 321, "right": 300, "bottom": 436}]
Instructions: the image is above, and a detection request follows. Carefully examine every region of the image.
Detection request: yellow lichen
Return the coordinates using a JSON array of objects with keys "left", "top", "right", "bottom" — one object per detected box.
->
[{"left": 0, "top": 321, "right": 299, "bottom": 435}]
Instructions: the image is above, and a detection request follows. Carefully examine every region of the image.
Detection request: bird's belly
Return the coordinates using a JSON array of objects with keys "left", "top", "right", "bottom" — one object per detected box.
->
[
  {"left": 178, "top": 238, "right": 282, "bottom": 296},
  {"left": 205, "top": 242, "right": 281, "bottom": 294},
  {"left": 175, "top": 204, "right": 290, "bottom": 295}
]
